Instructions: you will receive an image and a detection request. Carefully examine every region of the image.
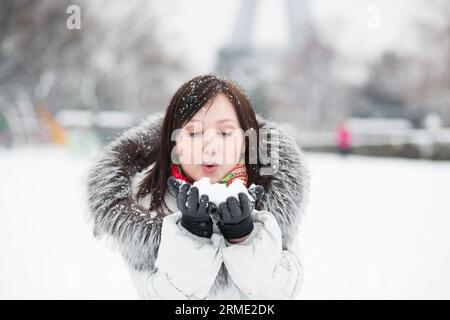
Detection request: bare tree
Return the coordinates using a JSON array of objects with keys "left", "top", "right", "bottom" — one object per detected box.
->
[{"left": 0, "top": 0, "right": 186, "bottom": 144}]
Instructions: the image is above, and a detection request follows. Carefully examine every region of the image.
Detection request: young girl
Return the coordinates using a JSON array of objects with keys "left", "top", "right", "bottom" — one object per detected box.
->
[{"left": 86, "top": 74, "right": 310, "bottom": 299}]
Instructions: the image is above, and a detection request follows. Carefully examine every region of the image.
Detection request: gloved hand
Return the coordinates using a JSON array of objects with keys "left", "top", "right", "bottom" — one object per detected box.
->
[
  {"left": 167, "top": 176, "right": 213, "bottom": 238},
  {"left": 247, "top": 184, "right": 265, "bottom": 208},
  {"left": 216, "top": 185, "right": 265, "bottom": 241}
]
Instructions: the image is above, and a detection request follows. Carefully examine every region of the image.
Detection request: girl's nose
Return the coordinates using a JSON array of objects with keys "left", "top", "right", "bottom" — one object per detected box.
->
[
  {"left": 202, "top": 130, "right": 219, "bottom": 157},
  {"left": 203, "top": 139, "right": 217, "bottom": 157}
]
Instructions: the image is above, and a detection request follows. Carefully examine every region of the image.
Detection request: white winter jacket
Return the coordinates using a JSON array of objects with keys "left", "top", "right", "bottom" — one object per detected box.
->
[
  {"left": 126, "top": 167, "right": 305, "bottom": 299},
  {"left": 86, "top": 111, "right": 310, "bottom": 300}
]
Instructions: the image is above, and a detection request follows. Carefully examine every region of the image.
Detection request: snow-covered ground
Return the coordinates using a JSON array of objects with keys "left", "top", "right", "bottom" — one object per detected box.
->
[
  {"left": 299, "top": 152, "right": 450, "bottom": 299},
  {"left": 0, "top": 146, "right": 136, "bottom": 299},
  {"left": 1, "top": 146, "right": 449, "bottom": 299}
]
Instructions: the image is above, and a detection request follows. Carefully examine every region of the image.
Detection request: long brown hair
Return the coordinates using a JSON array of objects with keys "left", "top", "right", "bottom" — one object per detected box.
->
[{"left": 137, "top": 73, "right": 271, "bottom": 214}]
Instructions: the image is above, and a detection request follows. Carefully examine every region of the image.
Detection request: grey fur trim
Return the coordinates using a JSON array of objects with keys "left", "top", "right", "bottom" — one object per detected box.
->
[
  {"left": 85, "top": 111, "right": 310, "bottom": 276},
  {"left": 255, "top": 113, "right": 311, "bottom": 249}
]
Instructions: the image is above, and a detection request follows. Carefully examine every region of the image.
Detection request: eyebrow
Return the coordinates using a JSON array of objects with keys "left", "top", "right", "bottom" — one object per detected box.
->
[{"left": 188, "top": 118, "right": 236, "bottom": 124}]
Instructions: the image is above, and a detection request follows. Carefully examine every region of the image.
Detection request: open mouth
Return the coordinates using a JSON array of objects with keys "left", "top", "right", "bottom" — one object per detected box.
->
[{"left": 201, "top": 163, "right": 218, "bottom": 173}]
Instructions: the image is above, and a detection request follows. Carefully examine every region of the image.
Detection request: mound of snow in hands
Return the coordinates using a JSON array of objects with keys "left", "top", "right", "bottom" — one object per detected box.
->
[{"left": 187, "top": 177, "right": 255, "bottom": 207}]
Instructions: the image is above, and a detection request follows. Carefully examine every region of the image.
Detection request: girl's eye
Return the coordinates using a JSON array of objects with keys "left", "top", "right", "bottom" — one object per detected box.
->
[
  {"left": 189, "top": 131, "right": 202, "bottom": 137},
  {"left": 221, "top": 131, "right": 234, "bottom": 137},
  {"left": 188, "top": 130, "right": 233, "bottom": 137}
]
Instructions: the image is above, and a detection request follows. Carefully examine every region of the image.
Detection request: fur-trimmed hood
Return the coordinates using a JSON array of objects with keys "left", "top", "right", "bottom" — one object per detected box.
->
[{"left": 85, "top": 111, "right": 310, "bottom": 275}]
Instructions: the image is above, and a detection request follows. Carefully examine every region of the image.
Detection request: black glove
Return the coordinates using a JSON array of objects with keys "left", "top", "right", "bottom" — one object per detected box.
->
[
  {"left": 167, "top": 176, "right": 213, "bottom": 238},
  {"left": 216, "top": 185, "right": 265, "bottom": 241},
  {"left": 167, "top": 176, "right": 184, "bottom": 198},
  {"left": 247, "top": 185, "right": 265, "bottom": 207}
]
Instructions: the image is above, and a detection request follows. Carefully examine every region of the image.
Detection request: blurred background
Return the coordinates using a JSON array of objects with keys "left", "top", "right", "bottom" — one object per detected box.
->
[{"left": 0, "top": 0, "right": 449, "bottom": 299}]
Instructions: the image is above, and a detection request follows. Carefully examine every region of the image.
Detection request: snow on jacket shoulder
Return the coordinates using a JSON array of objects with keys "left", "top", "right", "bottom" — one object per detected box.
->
[{"left": 85, "top": 111, "right": 310, "bottom": 299}]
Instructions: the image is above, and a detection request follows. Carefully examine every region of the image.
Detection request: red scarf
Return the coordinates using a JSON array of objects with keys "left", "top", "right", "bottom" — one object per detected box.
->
[{"left": 171, "top": 161, "right": 248, "bottom": 187}]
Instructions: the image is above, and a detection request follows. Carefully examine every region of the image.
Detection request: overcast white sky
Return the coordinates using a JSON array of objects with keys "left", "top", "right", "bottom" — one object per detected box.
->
[
  {"left": 159, "top": 0, "right": 428, "bottom": 74},
  {"left": 93, "top": 0, "right": 432, "bottom": 82}
]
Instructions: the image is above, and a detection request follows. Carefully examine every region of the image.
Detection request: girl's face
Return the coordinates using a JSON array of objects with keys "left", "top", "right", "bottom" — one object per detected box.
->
[{"left": 175, "top": 93, "right": 245, "bottom": 183}]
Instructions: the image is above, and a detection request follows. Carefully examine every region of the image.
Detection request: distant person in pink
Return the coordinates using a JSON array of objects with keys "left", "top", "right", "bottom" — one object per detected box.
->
[{"left": 336, "top": 123, "right": 351, "bottom": 156}]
